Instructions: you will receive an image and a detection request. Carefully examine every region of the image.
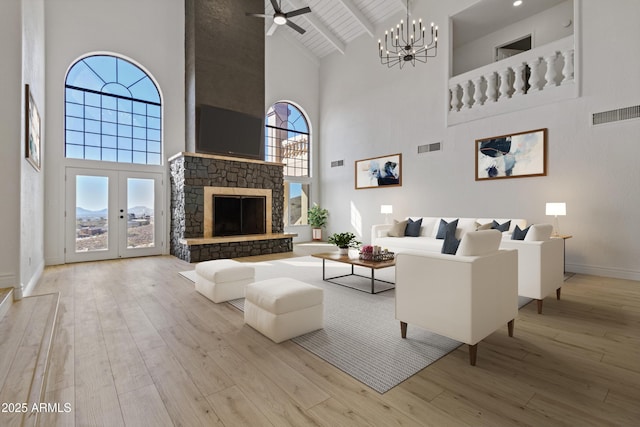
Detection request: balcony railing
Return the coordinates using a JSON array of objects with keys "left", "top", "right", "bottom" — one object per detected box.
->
[{"left": 448, "top": 35, "right": 577, "bottom": 125}]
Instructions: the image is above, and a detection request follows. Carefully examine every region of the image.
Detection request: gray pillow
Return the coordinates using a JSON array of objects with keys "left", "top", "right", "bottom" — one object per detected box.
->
[
  {"left": 511, "top": 224, "right": 531, "bottom": 240},
  {"left": 404, "top": 218, "right": 423, "bottom": 237},
  {"left": 491, "top": 220, "right": 511, "bottom": 232},
  {"left": 441, "top": 231, "right": 460, "bottom": 254},
  {"left": 387, "top": 219, "right": 408, "bottom": 237},
  {"left": 436, "top": 219, "right": 458, "bottom": 239}
]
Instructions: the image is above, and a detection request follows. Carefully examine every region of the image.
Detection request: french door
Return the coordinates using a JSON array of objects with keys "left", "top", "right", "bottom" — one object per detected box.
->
[{"left": 65, "top": 167, "right": 164, "bottom": 263}]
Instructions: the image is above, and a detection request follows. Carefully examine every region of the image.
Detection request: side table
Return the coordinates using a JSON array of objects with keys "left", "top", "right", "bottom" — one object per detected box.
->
[{"left": 552, "top": 234, "right": 572, "bottom": 279}]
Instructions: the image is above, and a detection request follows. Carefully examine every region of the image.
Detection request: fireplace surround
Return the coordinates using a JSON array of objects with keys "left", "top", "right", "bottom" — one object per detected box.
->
[{"left": 169, "top": 152, "right": 293, "bottom": 262}]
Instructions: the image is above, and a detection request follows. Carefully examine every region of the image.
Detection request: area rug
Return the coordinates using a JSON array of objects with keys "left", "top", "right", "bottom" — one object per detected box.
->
[{"left": 180, "top": 256, "right": 529, "bottom": 394}]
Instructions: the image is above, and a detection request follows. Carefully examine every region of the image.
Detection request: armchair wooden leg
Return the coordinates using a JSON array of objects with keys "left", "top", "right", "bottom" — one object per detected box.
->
[
  {"left": 468, "top": 344, "right": 477, "bottom": 366},
  {"left": 556, "top": 287, "right": 562, "bottom": 300},
  {"left": 507, "top": 319, "right": 514, "bottom": 337},
  {"left": 536, "top": 299, "right": 543, "bottom": 314},
  {"left": 400, "top": 321, "right": 407, "bottom": 338}
]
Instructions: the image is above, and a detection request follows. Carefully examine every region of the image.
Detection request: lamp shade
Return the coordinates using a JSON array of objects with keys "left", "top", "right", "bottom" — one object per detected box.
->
[
  {"left": 380, "top": 205, "right": 393, "bottom": 214},
  {"left": 546, "top": 202, "right": 566, "bottom": 216}
]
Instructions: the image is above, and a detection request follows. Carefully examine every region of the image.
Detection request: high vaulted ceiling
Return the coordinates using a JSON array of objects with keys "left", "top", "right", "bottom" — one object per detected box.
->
[{"left": 254, "top": 0, "right": 569, "bottom": 60}]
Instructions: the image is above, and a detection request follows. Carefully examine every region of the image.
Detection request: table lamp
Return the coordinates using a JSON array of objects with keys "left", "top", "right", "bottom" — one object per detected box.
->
[
  {"left": 545, "top": 202, "right": 566, "bottom": 237},
  {"left": 380, "top": 205, "right": 393, "bottom": 224}
]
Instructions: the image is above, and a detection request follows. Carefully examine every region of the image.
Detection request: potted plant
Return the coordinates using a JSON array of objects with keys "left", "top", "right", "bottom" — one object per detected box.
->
[
  {"left": 328, "top": 232, "right": 361, "bottom": 255},
  {"left": 307, "top": 204, "right": 329, "bottom": 241}
]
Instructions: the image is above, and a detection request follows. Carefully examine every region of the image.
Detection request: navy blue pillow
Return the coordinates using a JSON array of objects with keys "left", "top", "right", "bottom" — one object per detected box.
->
[
  {"left": 441, "top": 230, "right": 460, "bottom": 255},
  {"left": 404, "top": 218, "right": 423, "bottom": 237},
  {"left": 436, "top": 219, "right": 458, "bottom": 239},
  {"left": 492, "top": 220, "right": 511, "bottom": 232},
  {"left": 511, "top": 224, "right": 531, "bottom": 240}
]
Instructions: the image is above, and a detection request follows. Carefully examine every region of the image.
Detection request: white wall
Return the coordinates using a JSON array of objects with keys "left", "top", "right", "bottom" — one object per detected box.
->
[
  {"left": 20, "top": 0, "right": 46, "bottom": 297},
  {"left": 0, "top": 0, "right": 22, "bottom": 294},
  {"left": 453, "top": 0, "right": 574, "bottom": 76},
  {"left": 266, "top": 31, "right": 321, "bottom": 242},
  {"left": 318, "top": 0, "right": 640, "bottom": 280},
  {"left": 44, "top": 0, "right": 185, "bottom": 265}
]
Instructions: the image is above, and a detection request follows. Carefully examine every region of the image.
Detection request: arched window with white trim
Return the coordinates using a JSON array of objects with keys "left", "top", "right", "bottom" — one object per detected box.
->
[
  {"left": 65, "top": 55, "right": 162, "bottom": 165},
  {"left": 265, "top": 102, "right": 311, "bottom": 226}
]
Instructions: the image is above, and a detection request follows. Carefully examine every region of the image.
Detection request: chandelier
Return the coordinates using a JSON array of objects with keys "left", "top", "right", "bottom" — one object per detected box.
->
[{"left": 378, "top": 0, "right": 438, "bottom": 69}]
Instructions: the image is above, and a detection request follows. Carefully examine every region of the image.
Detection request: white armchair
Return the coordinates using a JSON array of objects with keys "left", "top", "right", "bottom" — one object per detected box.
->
[
  {"left": 395, "top": 230, "right": 518, "bottom": 365},
  {"left": 500, "top": 224, "right": 564, "bottom": 314}
]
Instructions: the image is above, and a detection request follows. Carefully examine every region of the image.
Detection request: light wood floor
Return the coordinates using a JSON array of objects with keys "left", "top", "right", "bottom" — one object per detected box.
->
[{"left": 23, "top": 248, "right": 640, "bottom": 426}]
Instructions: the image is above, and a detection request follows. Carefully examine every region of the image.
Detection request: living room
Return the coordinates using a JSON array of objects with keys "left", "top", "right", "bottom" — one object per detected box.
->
[{"left": 1, "top": 0, "right": 639, "bottom": 425}]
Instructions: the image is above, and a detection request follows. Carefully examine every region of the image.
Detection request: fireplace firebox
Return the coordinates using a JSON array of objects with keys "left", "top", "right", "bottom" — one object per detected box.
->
[{"left": 213, "top": 195, "right": 266, "bottom": 236}]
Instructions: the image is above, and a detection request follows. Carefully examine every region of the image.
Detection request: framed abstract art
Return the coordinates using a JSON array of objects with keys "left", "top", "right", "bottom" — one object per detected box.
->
[
  {"left": 355, "top": 153, "right": 402, "bottom": 189},
  {"left": 25, "top": 84, "right": 42, "bottom": 171},
  {"left": 475, "top": 128, "right": 546, "bottom": 180}
]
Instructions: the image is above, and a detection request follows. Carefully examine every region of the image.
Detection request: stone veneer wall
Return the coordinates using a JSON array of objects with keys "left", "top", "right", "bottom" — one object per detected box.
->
[{"left": 169, "top": 153, "right": 287, "bottom": 262}]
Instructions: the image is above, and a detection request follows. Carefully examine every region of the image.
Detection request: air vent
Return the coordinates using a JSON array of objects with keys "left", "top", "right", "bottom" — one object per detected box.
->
[
  {"left": 418, "top": 142, "right": 441, "bottom": 154},
  {"left": 331, "top": 160, "right": 344, "bottom": 167},
  {"left": 592, "top": 105, "right": 640, "bottom": 125}
]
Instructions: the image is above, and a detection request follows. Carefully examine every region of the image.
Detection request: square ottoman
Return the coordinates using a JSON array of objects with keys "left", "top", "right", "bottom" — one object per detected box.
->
[
  {"left": 195, "top": 259, "right": 255, "bottom": 303},
  {"left": 244, "top": 278, "right": 324, "bottom": 343}
]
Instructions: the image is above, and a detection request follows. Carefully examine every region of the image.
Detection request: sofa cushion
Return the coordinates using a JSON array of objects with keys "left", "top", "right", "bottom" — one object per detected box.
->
[
  {"left": 441, "top": 231, "right": 461, "bottom": 255},
  {"left": 511, "top": 225, "right": 531, "bottom": 240},
  {"left": 436, "top": 219, "right": 458, "bottom": 239},
  {"left": 475, "top": 221, "right": 492, "bottom": 231},
  {"left": 387, "top": 219, "right": 408, "bottom": 237},
  {"left": 491, "top": 220, "right": 511, "bottom": 232},
  {"left": 404, "top": 218, "right": 423, "bottom": 237},
  {"left": 524, "top": 223, "right": 553, "bottom": 241},
  {"left": 457, "top": 230, "right": 501, "bottom": 256}
]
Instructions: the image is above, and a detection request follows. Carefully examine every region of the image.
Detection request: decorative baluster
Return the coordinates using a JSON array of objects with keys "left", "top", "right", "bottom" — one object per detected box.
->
[
  {"left": 473, "top": 76, "right": 484, "bottom": 106},
  {"left": 561, "top": 49, "right": 575, "bottom": 85},
  {"left": 499, "top": 68, "right": 511, "bottom": 100},
  {"left": 486, "top": 72, "right": 498, "bottom": 102},
  {"left": 462, "top": 80, "right": 472, "bottom": 109},
  {"left": 513, "top": 63, "right": 526, "bottom": 96},
  {"left": 449, "top": 84, "right": 460, "bottom": 112},
  {"left": 545, "top": 53, "right": 558, "bottom": 88},
  {"left": 528, "top": 58, "right": 542, "bottom": 91}
]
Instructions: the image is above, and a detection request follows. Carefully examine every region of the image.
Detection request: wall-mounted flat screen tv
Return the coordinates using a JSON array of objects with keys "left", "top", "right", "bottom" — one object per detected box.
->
[{"left": 197, "top": 105, "right": 264, "bottom": 160}]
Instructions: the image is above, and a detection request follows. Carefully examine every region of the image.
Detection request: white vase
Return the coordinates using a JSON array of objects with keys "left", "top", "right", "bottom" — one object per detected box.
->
[{"left": 338, "top": 247, "right": 349, "bottom": 256}]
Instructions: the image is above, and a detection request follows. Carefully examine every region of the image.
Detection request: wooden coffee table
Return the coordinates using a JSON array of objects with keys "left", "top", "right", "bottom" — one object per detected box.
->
[{"left": 311, "top": 252, "right": 395, "bottom": 294}]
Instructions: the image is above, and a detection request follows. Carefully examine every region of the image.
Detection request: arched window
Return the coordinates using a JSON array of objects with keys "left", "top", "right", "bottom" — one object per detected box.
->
[
  {"left": 65, "top": 55, "right": 162, "bottom": 165},
  {"left": 265, "top": 102, "right": 309, "bottom": 177},
  {"left": 265, "top": 102, "right": 310, "bottom": 226}
]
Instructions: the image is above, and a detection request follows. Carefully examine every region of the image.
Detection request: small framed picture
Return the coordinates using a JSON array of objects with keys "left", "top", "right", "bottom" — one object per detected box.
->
[
  {"left": 355, "top": 153, "right": 402, "bottom": 189},
  {"left": 475, "top": 128, "right": 546, "bottom": 180},
  {"left": 25, "top": 84, "right": 41, "bottom": 171}
]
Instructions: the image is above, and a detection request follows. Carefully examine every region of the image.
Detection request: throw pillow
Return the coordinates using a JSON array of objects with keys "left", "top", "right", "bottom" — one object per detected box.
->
[
  {"left": 441, "top": 230, "right": 461, "bottom": 255},
  {"left": 436, "top": 218, "right": 458, "bottom": 239},
  {"left": 457, "top": 230, "right": 501, "bottom": 256},
  {"left": 524, "top": 223, "right": 553, "bottom": 241},
  {"left": 511, "top": 224, "right": 531, "bottom": 240},
  {"left": 404, "top": 218, "right": 423, "bottom": 237},
  {"left": 491, "top": 220, "right": 511, "bottom": 232},
  {"left": 475, "top": 221, "right": 492, "bottom": 231},
  {"left": 387, "top": 219, "right": 408, "bottom": 237}
]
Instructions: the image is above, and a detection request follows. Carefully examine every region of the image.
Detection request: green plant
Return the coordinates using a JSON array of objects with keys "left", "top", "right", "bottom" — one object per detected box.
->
[
  {"left": 307, "top": 204, "right": 328, "bottom": 228},
  {"left": 327, "top": 232, "right": 361, "bottom": 249}
]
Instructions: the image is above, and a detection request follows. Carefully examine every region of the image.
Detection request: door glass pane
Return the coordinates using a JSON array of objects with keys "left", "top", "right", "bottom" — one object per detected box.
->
[
  {"left": 127, "top": 178, "right": 155, "bottom": 248},
  {"left": 286, "top": 182, "right": 309, "bottom": 226},
  {"left": 76, "top": 175, "right": 109, "bottom": 252}
]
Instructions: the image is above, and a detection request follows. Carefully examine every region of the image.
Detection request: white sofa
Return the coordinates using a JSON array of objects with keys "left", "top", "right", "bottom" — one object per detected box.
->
[
  {"left": 372, "top": 217, "right": 564, "bottom": 313},
  {"left": 396, "top": 230, "right": 518, "bottom": 365}
]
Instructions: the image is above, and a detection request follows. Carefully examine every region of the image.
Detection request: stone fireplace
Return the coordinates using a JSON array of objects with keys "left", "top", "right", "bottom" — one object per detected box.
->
[{"left": 169, "top": 152, "right": 293, "bottom": 262}]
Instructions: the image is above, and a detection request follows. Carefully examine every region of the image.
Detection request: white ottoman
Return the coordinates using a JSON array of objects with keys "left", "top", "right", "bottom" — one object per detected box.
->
[
  {"left": 244, "top": 278, "right": 324, "bottom": 343},
  {"left": 195, "top": 259, "right": 255, "bottom": 303}
]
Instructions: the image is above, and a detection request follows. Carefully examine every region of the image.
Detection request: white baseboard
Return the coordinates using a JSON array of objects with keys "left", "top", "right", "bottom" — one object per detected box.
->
[
  {"left": 0, "top": 272, "right": 17, "bottom": 288},
  {"left": 566, "top": 263, "right": 640, "bottom": 281}
]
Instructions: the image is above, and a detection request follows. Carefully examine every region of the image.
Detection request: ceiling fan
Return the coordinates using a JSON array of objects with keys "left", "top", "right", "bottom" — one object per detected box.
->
[{"left": 246, "top": 0, "right": 311, "bottom": 36}]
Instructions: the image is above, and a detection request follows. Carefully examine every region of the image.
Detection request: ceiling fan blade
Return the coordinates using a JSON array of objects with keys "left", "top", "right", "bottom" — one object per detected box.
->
[
  {"left": 285, "top": 6, "right": 311, "bottom": 19},
  {"left": 269, "top": 0, "right": 281, "bottom": 13},
  {"left": 286, "top": 19, "right": 306, "bottom": 34},
  {"left": 266, "top": 21, "right": 278, "bottom": 36},
  {"left": 246, "top": 13, "right": 268, "bottom": 18}
]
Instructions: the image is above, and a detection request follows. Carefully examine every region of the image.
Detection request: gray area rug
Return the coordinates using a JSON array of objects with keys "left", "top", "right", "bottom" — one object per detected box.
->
[{"left": 182, "top": 256, "right": 531, "bottom": 394}]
